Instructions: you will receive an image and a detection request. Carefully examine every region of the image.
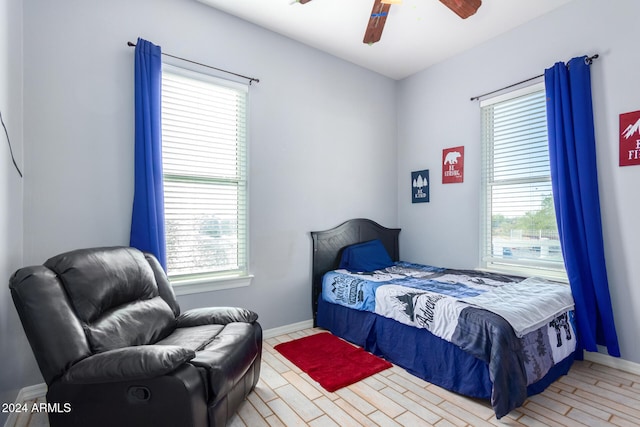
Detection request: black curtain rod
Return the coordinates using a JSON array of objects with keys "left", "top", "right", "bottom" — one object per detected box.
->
[
  {"left": 470, "top": 54, "right": 599, "bottom": 101},
  {"left": 127, "top": 41, "right": 260, "bottom": 85}
]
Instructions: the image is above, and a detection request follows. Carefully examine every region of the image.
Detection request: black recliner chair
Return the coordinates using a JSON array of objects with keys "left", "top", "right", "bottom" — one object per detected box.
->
[{"left": 9, "top": 246, "right": 262, "bottom": 427}]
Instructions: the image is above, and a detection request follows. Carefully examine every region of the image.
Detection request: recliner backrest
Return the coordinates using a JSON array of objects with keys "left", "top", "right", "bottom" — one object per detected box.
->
[
  {"left": 10, "top": 247, "right": 182, "bottom": 384},
  {"left": 45, "top": 248, "right": 161, "bottom": 323},
  {"left": 44, "top": 247, "right": 178, "bottom": 353}
]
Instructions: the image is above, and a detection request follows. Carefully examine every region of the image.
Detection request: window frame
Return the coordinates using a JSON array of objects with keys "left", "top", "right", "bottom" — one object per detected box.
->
[
  {"left": 161, "top": 63, "right": 252, "bottom": 295},
  {"left": 479, "top": 81, "right": 567, "bottom": 282}
]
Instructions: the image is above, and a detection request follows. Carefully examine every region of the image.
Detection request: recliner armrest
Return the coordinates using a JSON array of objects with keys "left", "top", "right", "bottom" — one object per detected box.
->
[
  {"left": 177, "top": 307, "right": 258, "bottom": 328},
  {"left": 62, "top": 345, "right": 195, "bottom": 384}
]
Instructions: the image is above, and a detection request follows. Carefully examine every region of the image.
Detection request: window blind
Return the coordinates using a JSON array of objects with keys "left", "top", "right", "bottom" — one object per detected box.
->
[
  {"left": 161, "top": 66, "right": 248, "bottom": 280},
  {"left": 480, "top": 83, "right": 566, "bottom": 279}
]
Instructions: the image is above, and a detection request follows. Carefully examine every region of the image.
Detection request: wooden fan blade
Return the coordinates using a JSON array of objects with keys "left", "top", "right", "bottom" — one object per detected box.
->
[
  {"left": 439, "top": 0, "right": 481, "bottom": 19},
  {"left": 363, "top": 0, "right": 391, "bottom": 44},
  {"left": 298, "top": 0, "right": 312, "bottom": 3}
]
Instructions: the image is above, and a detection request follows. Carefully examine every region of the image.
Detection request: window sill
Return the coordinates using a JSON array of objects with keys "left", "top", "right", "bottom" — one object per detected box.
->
[{"left": 170, "top": 274, "right": 253, "bottom": 296}]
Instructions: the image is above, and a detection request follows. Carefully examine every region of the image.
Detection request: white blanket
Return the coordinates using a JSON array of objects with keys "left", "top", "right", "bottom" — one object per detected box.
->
[{"left": 460, "top": 277, "right": 575, "bottom": 337}]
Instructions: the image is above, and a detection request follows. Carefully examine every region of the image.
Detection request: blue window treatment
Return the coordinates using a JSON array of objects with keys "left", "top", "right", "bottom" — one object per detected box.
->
[
  {"left": 130, "top": 38, "right": 167, "bottom": 270},
  {"left": 544, "top": 56, "right": 620, "bottom": 357}
]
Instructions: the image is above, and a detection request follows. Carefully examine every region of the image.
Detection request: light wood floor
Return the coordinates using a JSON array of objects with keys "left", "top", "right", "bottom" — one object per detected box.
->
[{"left": 14, "top": 328, "right": 640, "bottom": 427}]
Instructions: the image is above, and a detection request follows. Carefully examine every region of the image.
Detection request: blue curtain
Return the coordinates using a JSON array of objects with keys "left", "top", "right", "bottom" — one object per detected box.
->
[
  {"left": 545, "top": 56, "right": 620, "bottom": 357},
  {"left": 130, "top": 38, "right": 167, "bottom": 270}
]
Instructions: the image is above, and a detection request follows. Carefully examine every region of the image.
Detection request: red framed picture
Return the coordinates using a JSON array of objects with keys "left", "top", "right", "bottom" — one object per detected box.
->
[
  {"left": 620, "top": 110, "right": 640, "bottom": 166},
  {"left": 442, "top": 146, "right": 464, "bottom": 184}
]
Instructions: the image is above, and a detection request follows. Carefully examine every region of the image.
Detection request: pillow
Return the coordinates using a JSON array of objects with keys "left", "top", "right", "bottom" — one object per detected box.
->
[{"left": 338, "top": 239, "right": 394, "bottom": 272}]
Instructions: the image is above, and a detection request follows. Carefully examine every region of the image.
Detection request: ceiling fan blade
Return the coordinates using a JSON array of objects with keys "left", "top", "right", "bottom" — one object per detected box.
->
[
  {"left": 298, "top": 0, "right": 312, "bottom": 3},
  {"left": 439, "top": 0, "right": 481, "bottom": 19},
  {"left": 363, "top": 0, "right": 391, "bottom": 45}
]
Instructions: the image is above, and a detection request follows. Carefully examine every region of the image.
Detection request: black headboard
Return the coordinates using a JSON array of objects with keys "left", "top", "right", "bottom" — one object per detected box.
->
[{"left": 310, "top": 218, "right": 401, "bottom": 325}]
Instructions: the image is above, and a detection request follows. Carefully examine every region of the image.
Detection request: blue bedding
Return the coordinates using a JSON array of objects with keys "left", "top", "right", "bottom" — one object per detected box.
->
[{"left": 321, "top": 262, "right": 576, "bottom": 418}]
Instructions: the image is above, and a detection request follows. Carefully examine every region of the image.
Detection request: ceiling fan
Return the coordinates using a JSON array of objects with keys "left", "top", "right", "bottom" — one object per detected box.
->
[{"left": 297, "top": 0, "right": 481, "bottom": 45}]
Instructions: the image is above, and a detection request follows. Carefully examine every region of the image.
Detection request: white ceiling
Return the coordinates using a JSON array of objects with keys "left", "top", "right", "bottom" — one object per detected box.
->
[{"left": 196, "top": 0, "right": 574, "bottom": 80}]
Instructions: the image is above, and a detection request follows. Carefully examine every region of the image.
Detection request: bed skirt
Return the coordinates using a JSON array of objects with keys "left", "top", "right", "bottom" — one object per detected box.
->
[{"left": 316, "top": 297, "right": 575, "bottom": 412}]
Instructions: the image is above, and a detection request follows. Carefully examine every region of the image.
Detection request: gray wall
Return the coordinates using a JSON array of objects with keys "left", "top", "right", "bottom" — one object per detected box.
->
[
  {"left": 1, "top": 0, "right": 39, "bottom": 424},
  {"left": 397, "top": 0, "right": 640, "bottom": 363}
]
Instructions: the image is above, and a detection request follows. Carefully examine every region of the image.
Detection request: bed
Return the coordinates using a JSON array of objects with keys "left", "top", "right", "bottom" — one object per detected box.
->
[{"left": 311, "top": 218, "right": 576, "bottom": 419}]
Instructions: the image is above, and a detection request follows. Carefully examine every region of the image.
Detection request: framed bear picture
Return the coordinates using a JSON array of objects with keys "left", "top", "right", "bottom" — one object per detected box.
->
[{"left": 442, "top": 146, "right": 464, "bottom": 184}]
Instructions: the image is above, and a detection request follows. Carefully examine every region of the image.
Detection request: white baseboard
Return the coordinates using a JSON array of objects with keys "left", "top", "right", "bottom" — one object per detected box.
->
[
  {"left": 263, "top": 319, "right": 314, "bottom": 339},
  {"left": 3, "top": 383, "right": 47, "bottom": 427},
  {"left": 13, "top": 383, "right": 47, "bottom": 402},
  {"left": 584, "top": 351, "right": 640, "bottom": 376}
]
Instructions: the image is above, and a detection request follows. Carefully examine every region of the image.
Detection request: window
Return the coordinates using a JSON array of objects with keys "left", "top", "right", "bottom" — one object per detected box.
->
[
  {"left": 480, "top": 82, "right": 566, "bottom": 280},
  {"left": 161, "top": 65, "right": 249, "bottom": 288}
]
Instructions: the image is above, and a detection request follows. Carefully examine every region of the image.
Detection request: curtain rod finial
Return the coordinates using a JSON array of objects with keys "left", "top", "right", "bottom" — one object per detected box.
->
[
  {"left": 586, "top": 54, "right": 599, "bottom": 65},
  {"left": 127, "top": 41, "right": 136, "bottom": 47}
]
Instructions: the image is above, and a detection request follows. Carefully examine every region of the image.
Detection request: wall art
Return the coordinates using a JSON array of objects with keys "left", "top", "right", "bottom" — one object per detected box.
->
[
  {"left": 620, "top": 110, "right": 640, "bottom": 166},
  {"left": 411, "top": 169, "right": 429, "bottom": 203},
  {"left": 442, "top": 146, "right": 464, "bottom": 183}
]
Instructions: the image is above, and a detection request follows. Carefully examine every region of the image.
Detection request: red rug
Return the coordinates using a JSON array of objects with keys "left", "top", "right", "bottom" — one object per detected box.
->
[{"left": 274, "top": 332, "right": 392, "bottom": 392}]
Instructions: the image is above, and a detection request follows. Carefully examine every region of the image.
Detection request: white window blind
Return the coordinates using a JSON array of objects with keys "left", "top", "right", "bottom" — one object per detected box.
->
[
  {"left": 480, "top": 83, "right": 566, "bottom": 279},
  {"left": 161, "top": 65, "right": 248, "bottom": 281}
]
